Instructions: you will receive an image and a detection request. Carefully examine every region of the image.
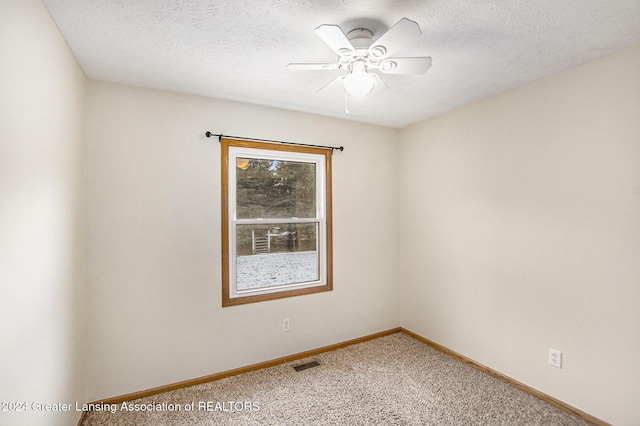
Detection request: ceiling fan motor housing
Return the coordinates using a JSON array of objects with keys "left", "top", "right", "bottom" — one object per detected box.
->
[{"left": 345, "top": 28, "right": 375, "bottom": 57}]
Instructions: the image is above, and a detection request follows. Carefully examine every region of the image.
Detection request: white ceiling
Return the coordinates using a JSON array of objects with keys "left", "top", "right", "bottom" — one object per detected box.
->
[{"left": 42, "top": 0, "right": 640, "bottom": 128}]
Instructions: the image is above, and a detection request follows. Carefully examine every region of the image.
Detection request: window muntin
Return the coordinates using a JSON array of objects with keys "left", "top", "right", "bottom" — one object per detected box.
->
[{"left": 221, "top": 138, "right": 332, "bottom": 306}]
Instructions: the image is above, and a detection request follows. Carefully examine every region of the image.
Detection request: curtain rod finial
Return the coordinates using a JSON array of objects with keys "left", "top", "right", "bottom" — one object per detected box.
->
[{"left": 205, "top": 131, "right": 223, "bottom": 143}]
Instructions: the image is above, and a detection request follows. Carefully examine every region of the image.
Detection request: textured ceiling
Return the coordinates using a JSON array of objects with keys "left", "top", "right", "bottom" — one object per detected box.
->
[{"left": 42, "top": 0, "right": 640, "bottom": 128}]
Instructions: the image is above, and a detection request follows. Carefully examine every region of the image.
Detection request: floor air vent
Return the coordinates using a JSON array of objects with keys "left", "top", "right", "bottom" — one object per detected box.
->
[{"left": 293, "top": 360, "right": 320, "bottom": 372}]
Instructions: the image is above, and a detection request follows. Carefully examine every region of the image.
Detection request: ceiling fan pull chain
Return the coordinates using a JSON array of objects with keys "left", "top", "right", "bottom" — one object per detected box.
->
[{"left": 344, "top": 91, "right": 349, "bottom": 114}]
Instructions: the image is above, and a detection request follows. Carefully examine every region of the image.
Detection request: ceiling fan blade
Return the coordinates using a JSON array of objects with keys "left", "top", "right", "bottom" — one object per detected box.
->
[
  {"left": 287, "top": 63, "right": 340, "bottom": 71},
  {"left": 369, "top": 18, "right": 422, "bottom": 59},
  {"left": 378, "top": 57, "right": 432, "bottom": 74},
  {"left": 316, "top": 76, "right": 343, "bottom": 93},
  {"left": 315, "top": 24, "right": 354, "bottom": 57}
]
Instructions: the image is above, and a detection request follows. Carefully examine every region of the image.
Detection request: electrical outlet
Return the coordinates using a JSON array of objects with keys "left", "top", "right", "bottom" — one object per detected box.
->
[
  {"left": 549, "top": 348, "right": 562, "bottom": 368},
  {"left": 282, "top": 318, "right": 290, "bottom": 332}
]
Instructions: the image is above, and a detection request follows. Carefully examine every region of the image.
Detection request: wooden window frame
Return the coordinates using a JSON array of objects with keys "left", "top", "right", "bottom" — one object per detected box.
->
[{"left": 221, "top": 137, "right": 333, "bottom": 307}]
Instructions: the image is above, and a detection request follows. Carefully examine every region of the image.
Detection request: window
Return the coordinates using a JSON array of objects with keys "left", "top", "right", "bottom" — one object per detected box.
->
[{"left": 221, "top": 137, "right": 333, "bottom": 306}]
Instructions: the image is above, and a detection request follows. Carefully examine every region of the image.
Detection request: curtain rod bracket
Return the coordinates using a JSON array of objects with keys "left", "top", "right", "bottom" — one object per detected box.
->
[{"left": 205, "top": 131, "right": 343, "bottom": 152}]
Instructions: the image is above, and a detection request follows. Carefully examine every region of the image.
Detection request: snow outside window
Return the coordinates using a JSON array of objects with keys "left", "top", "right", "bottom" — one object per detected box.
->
[{"left": 221, "top": 138, "right": 333, "bottom": 306}]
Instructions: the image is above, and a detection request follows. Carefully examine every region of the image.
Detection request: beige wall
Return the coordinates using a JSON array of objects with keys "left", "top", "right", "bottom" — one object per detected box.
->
[
  {"left": 84, "top": 80, "right": 400, "bottom": 400},
  {"left": 0, "top": 0, "right": 87, "bottom": 425},
  {"left": 398, "top": 45, "right": 640, "bottom": 425}
]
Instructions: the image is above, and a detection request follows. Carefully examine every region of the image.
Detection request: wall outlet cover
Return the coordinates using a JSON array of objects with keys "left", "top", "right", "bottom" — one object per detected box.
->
[{"left": 549, "top": 348, "right": 562, "bottom": 368}]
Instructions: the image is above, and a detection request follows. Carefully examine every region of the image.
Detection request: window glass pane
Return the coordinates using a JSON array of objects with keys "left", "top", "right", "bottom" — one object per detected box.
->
[
  {"left": 236, "top": 223, "right": 319, "bottom": 291},
  {"left": 236, "top": 158, "right": 316, "bottom": 219}
]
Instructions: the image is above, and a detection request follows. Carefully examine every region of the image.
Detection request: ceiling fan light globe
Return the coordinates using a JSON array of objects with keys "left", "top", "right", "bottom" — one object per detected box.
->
[
  {"left": 342, "top": 71, "right": 376, "bottom": 97},
  {"left": 236, "top": 158, "right": 250, "bottom": 170}
]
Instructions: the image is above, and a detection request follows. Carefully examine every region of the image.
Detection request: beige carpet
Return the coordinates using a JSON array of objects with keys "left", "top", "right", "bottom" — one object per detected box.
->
[{"left": 82, "top": 333, "right": 590, "bottom": 425}]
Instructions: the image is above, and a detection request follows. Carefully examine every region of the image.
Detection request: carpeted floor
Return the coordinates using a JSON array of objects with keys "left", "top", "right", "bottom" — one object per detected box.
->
[{"left": 82, "top": 333, "right": 590, "bottom": 425}]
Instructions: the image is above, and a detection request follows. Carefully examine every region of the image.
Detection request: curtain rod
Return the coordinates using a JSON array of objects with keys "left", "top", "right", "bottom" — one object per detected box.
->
[{"left": 205, "top": 132, "right": 344, "bottom": 152}]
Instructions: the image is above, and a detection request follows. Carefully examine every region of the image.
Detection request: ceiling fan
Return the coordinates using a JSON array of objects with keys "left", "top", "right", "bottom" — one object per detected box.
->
[{"left": 288, "top": 18, "right": 432, "bottom": 98}]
